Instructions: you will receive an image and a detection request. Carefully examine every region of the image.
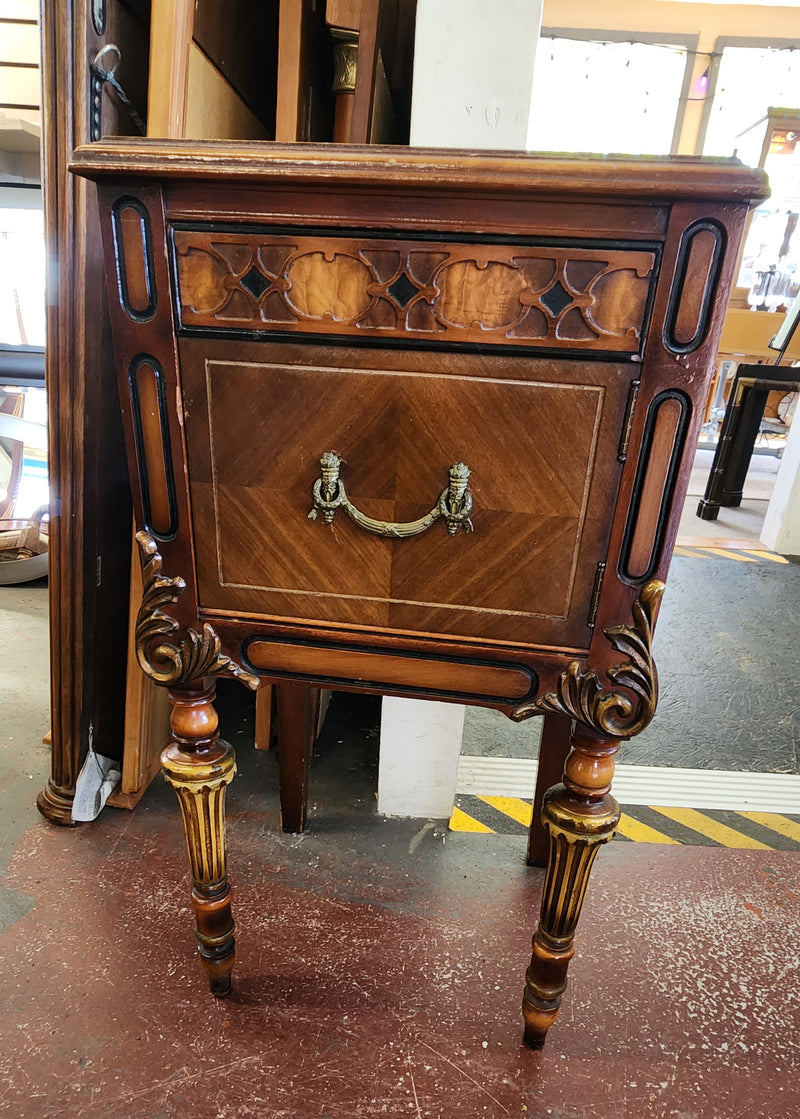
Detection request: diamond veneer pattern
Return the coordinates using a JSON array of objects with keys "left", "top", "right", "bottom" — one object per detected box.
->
[
  {"left": 240, "top": 265, "right": 271, "bottom": 300},
  {"left": 387, "top": 272, "right": 421, "bottom": 308},
  {"left": 540, "top": 281, "right": 573, "bottom": 317}
]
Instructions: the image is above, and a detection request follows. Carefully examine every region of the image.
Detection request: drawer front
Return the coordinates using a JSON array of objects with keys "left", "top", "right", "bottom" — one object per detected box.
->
[
  {"left": 182, "top": 341, "right": 630, "bottom": 650},
  {"left": 172, "top": 225, "right": 657, "bottom": 357}
]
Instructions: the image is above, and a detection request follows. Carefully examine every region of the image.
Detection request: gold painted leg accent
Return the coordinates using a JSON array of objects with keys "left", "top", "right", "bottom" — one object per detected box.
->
[
  {"left": 161, "top": 684, "right": 237, "bottom": 996},
  {"left": 522, "top": 726, "right": 621, "bottom": 1049}
]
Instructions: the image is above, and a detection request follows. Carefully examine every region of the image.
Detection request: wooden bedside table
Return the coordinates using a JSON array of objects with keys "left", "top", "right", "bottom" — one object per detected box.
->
[{"left": 71, "top": 140, "right": 766, "bottom": 1048}]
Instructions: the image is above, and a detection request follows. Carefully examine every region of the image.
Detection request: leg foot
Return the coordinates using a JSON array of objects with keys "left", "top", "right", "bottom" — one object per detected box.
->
[
  {"left": 522, "top": 727, "right": 621, "bottom": 1048},
  {"left": 36, "top": 779, "right": 82, "bottom": 826},
  {"left": 162, "top": 685, "right": 237, "bottom": 996},
  {"left": 696, "top": 498, "right": 720, "bottom": 521}
]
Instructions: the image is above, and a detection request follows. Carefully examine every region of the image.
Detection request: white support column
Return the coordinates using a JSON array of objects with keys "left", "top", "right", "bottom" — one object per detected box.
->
[
  {"left": 761, "top": 406, "right": 800, "bottom": 555},
  {"left": 378, "top": 699, "right": 466, "bottom": 818},
  {"left": 376, "top": 0, "right": 543, "bottom": 817},
  {"left": 409, "top": 0, "right": 543, "bottom": 151}
]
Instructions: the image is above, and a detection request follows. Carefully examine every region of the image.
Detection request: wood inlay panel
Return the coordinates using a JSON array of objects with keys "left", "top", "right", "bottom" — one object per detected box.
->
[
  {"left": 663, "top": 220, "right": 726, "bottom": 354},
  {"left": 180, "top": 341, "right": 631, "bottom": 648},
  {"left": 171, "top": 228, "right": 656, "bottom": 354},
  {"left": 128, "top": 356, "right": 177, "bottom": 540},
  {"left": 620, "top": 390, "right": 691, "bottom": 583},
  {"left": 243, "top": 637, "right": 537, "bottom": 704},
  {"left": 112, "top": 198, "right": 156, "bottom": 320}
]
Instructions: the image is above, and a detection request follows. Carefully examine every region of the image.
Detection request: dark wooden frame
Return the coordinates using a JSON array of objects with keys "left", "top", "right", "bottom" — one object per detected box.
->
[{"left": 37, "top": 0, "right": 149, "bottom": 826}]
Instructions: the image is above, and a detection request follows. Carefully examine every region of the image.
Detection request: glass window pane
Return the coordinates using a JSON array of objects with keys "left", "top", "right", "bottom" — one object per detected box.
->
[
  {"left": 528, "top": 37, "right": 687, "bottom": 155},
  {"left": 0, "top": 206, "right": 46, "bottom": 346},
  {"left": 703, "top": 46, "right": 800, "bottom": 159}
]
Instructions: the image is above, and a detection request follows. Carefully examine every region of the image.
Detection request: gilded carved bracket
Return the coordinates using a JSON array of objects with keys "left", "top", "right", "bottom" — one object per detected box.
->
[
  {"left": 135, "top": 531, "right": 259, "bottom": 691},
  {"left": 511, "top": 580, "right": 665, "bottom": 739}
]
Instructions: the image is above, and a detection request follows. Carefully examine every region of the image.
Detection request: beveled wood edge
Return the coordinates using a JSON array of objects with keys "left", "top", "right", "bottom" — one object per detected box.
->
[{"left": 69, "top": 139, "right": 769, "bottom": 204}]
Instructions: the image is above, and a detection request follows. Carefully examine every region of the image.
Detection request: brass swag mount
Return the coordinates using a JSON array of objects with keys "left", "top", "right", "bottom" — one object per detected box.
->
[{"left": 309, "top": 450, "right": 474, "bottom": 537}]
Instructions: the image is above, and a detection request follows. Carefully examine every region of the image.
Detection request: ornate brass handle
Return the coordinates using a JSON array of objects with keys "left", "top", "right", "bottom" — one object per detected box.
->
[{"left": 308, "top": 451, "right": 474, "bottom": 538}]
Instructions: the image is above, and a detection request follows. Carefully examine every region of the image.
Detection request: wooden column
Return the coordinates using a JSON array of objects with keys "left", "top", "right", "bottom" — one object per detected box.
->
[{"left": 37, "top": 0, "right": 147, "bottom": 826}]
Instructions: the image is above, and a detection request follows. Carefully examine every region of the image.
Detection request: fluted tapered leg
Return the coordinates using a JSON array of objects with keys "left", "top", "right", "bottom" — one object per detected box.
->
[
  {"left": 522, "top": 726, "right": 621, "bottom": 1048},
  {"left": 161, "top": 683, "right": 236, "bottom": 996}
]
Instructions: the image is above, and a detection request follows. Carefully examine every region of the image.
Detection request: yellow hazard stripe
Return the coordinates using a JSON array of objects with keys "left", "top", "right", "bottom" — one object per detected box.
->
[
  {"left": 450, "top": 798, "right": 799, "bottom": 848},
  {"left": 449, "top": 806, "right": 493, "bottom": 833},
  {"left": 738, "top": 811, "right": 800, "bottom": 843},
  {"left": 674, "top": 544, "right": 789, "bottom": 564},
  {"left": 616, "top": 813, "right": 680, "bottom": 844},
  {"left": 701, "top": 547, "right": 758, "bottom": 562},
  {"left": 740, "top": 549, "right": 790, "bottom": 564},
  {"left": 649, "top": 806, "right": 771, "bottom": 849},
  {"left": 478, "top": 796, "right": 533, "bottom": 827}
]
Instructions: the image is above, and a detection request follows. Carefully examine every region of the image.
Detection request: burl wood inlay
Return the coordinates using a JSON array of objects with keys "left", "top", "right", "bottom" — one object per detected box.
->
[{"left": 172, "top": 229, "right": 655, "bottom": 353}]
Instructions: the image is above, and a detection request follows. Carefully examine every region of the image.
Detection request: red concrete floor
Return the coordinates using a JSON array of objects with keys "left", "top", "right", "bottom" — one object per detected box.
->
[{"left": 1, "top": 742, "right": 799, "bottom": 1119}]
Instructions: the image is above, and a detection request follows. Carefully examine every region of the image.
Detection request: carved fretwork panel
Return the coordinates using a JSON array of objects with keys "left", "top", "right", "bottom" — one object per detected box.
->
[{"left": 171, "top": 228, "right": 657, "bottom": 354}]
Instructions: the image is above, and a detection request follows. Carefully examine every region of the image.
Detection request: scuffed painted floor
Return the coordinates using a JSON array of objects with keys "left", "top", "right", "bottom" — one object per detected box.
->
[
  {"left": 1, "top": 724, "right": 799, "bottom": 1119},
  {"left": 2, "top": 534, "right": 800, "bottom": 1117}
]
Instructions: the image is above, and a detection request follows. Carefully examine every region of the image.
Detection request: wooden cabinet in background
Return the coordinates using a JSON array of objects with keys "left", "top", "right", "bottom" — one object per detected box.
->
[
  {"left": 39, "top": 0, "right": 417, "bottom": 824},
  {"left": 37, "top": 0, "right": 150, "bottom": 826}
]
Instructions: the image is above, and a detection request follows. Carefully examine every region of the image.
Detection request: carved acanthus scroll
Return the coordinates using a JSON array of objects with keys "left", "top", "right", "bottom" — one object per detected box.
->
[
  {"left": 511, "top": 580, "right": 664, "bottom": 738},
  {"left": 135, "top": 531, "right": 259, "bottom": 690}
]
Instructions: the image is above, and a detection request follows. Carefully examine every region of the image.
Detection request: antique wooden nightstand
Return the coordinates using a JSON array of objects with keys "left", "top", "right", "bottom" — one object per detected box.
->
[{"left": 71, "top": 139, "right": 766, "bottom": 1048}]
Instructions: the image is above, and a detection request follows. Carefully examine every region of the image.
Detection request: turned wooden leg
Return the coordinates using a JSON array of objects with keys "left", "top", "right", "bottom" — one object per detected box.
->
[
  {"left": 161, "top": 683, "right": 236, "bottom": 996},
  {"left": 527, "top": 713, "right": 572, "bottom": 867},
  {"left": 522, "top": 725, "right": 621, "bottom": 1049},
  {"left": 253, "top": 683, "right": 274, "bottom": 751}
]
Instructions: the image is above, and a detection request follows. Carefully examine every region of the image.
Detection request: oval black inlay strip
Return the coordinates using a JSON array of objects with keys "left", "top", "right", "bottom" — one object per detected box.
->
[
  {"left": 663, "top": 219, "right": 726, "bottom": 355},
  {"left": 241, "top": 634, "right": 538, "bottom": 707},
  {"left": 128, "top": 354, "right": 178, "bottom": 541},
  {"left": 112, "top": 197, "right": 157, "bottom": 322},
  {"left": 618, "top": 389, "right": 691, "bottom": 585}
]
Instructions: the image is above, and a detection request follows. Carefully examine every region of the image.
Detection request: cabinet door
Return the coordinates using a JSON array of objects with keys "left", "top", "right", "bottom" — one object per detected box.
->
[{"left": 180, "top": 339, "right": 632, "bottom": 652}]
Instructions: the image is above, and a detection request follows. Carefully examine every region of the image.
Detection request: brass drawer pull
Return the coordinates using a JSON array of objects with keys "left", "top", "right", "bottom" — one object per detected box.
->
[{"left": 309, "top": 451, "right": 474, "bottom": 537}]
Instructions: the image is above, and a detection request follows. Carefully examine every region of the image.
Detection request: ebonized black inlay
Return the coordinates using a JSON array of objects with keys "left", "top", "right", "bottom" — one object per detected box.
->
[
  {"left": 540, "top": 281, "right": 573, "bottom": 317},
  {"left": 663, "top": 220, "right": 726, "bottom": 355},
  {"left": 387, "top": 272, "right": 421, "bottom": 307},
  {"left": 618, "top": 389, "right": 691, "bottom": 585},
  {"left": 240, "top": 634, "right": 538, "bottom": 706},
  {"left": 240, "top": 265, "right": 271, "bottom": 299},
  {"left": 128, "top": 354, "right": 179, "bottom": 541},
  {"left": 111, "top": 197, "right": 157, "bottom": 322}
]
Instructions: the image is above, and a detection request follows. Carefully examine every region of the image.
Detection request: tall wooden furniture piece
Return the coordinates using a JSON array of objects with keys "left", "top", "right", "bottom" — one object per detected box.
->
[
  {"left": 72, "top": 139, "right": 765, "bottom": 1047},
  {"left": 37, "top": 0, "right": 150, "bottom": 825}
]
